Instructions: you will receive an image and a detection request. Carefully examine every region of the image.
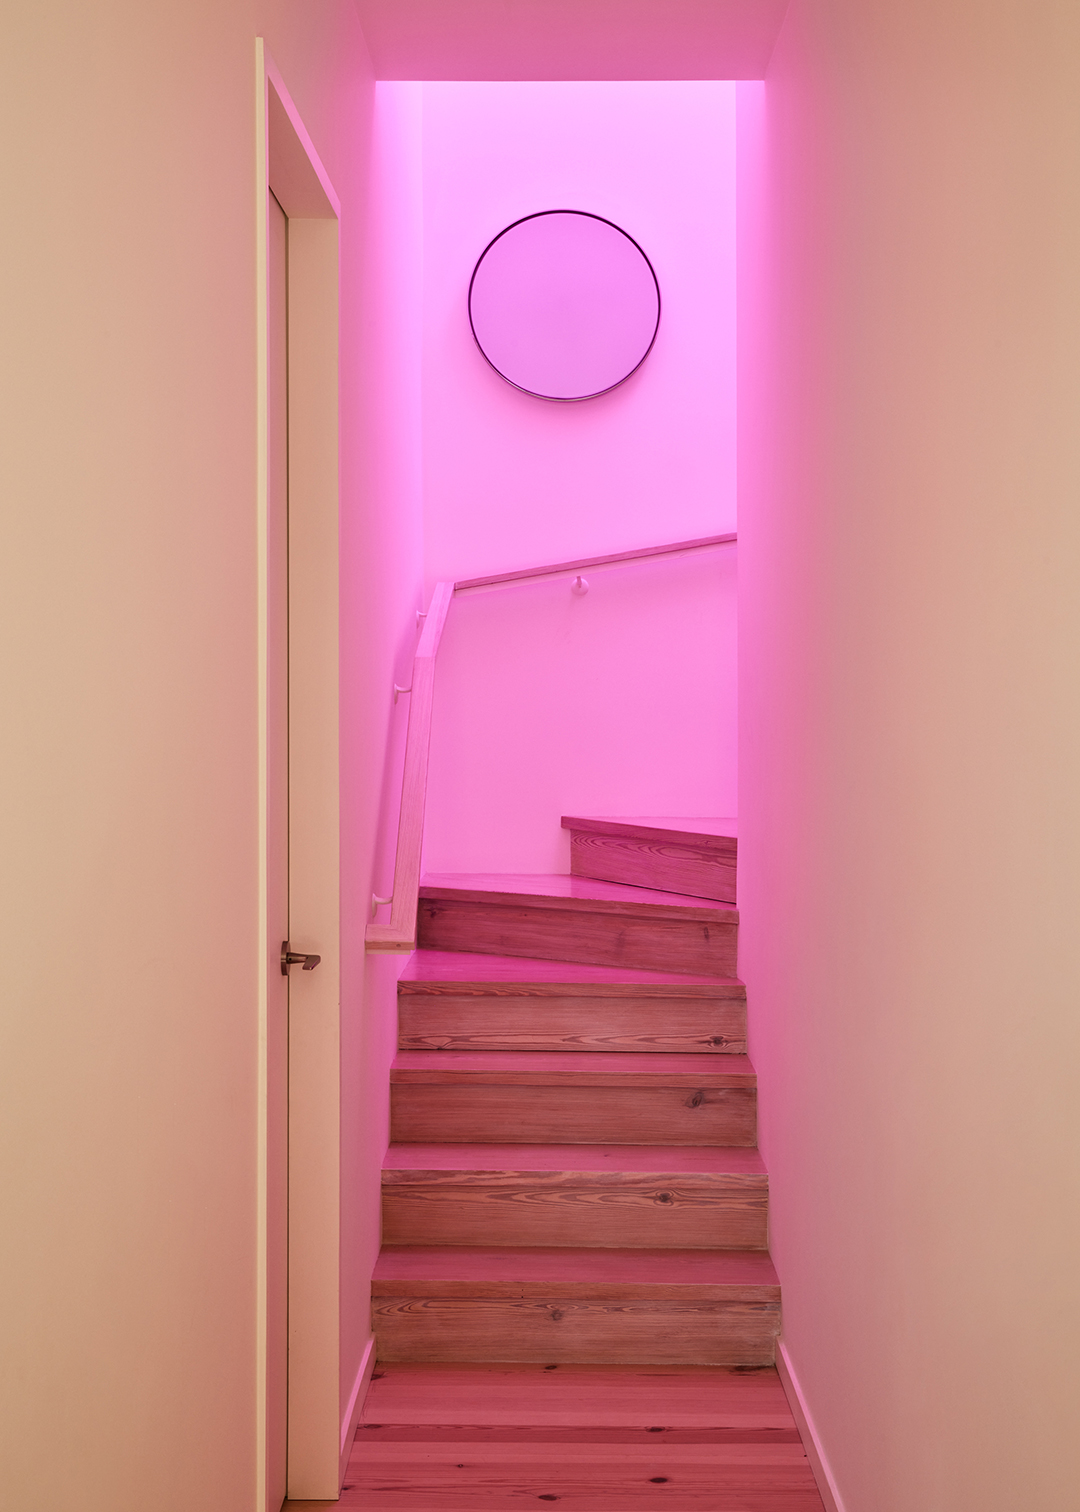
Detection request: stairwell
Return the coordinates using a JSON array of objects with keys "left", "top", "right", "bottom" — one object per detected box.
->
[
  {"left": 372, "top": 814, "right": 778, "bottom": 1367},
  {"left": 330, "top": 820, "right": 825, "bottom": 1507}
]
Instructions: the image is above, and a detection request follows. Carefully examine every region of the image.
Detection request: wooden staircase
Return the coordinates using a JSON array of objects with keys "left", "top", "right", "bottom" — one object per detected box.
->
[{"left": 372, "top": 816, "right": 780, "bottom": 1371}]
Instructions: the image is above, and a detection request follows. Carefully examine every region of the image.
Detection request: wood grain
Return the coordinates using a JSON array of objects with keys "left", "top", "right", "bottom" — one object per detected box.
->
[
  {"left": 382, "top": 1162, "right": 768, "bottom": 1247},
  {"left": 373, "top": 1294, "right": 780, "bottom": 1366},
  {"left": 398, "top": 952, "right": 747, "bottom": 1054},
  {"left": 315, "top": 1454, "right": 823, "bottom": 1511},
  {"left": 400, "top": 949, "right": 740, "bottom": 986},
  {"left": 390, "top": 1083, "right": 757, "bottom": 1146},
  {"left": 366, "top": 580, "right": 454, "bottom": 951},
  {"left": 383, "top": 1142, "right": 767, "bottom": 1173},
  {"left": 398, "top": 950, "right": 747, "bottom": 1054},
  {"left": 417, "top": 875, "right": 738, "bottom": 975},
  {"left": 419, "top": 873, "right": 737, "bottom": 914},
  {"left": 390, "top": 1049, "right": 755, "bottom": 1085},
  {"left": 418, "top": 897, "right": 737, "bottom": 975},
  {"left": 285, "top": 1365, "right": 825, "bottom": 1511},
  {"left": 562, "top": 817, "right": 739, "bottom": 843},
  {"left": 335, "top": 1445, "right": 816, "bottom": 1505},
  {"left": 359, "top": 1362, "right": 798, "bottom": 1428},
  {"left": 373, "top": 1247, "right": 779, "bottom": 1299},
  {"left": 568, "top": 827, "right": 737, "bottom": 905}
]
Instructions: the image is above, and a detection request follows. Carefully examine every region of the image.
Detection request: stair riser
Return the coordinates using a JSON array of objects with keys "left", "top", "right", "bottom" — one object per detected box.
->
[
  {"left": 382, "top": 1176, "right": 768, "bottom": 1250},
  {"left": 390, "top": 1086, "right": 757, "bottom": 1147},
  {"left": 373, "top": 1296, "right": 779, "bottom": 1366},
  {"left": 398, "top": 994, "right": 747, "bottom": 1055},
  {"left": 569, "top": 831, "right": 737, "bottom": 905},
  {"left": 417, "top": 900, "right": 737, "bottom": 977}
]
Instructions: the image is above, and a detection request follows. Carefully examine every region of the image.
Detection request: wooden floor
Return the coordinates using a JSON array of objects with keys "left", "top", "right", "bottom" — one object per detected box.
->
[{"left": 285, "top": 1363, "right": 825, "bottom": 1510}]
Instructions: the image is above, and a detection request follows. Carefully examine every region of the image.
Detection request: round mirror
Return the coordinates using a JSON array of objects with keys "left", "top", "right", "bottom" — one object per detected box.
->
[{"left": 468, "top": 210, "right": 661, "bottom": 402}]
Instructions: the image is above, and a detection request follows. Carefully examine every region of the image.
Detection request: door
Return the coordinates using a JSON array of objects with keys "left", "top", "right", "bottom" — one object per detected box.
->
[{"left": 266, "top": 187, "right": 290, "bottom": 1511}]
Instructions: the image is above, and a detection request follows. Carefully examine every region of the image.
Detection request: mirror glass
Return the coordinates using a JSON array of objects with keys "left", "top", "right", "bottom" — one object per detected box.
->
[{"left": 468, "top": 211, "right": 661, "bottom": 402}]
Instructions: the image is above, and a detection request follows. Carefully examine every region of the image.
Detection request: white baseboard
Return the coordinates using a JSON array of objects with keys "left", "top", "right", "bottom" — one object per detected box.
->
[
  {"left": 339, "top": 1334, "right": 376, "bottom": 1485},
  {"left": 776, "top": 1340, "right": 847, "bottom": 1512}
]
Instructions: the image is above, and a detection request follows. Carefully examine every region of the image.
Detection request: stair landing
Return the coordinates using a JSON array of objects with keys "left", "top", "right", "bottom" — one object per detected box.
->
[{"left": 284, "top": 1362, "right": 825, "bottom": 1511}]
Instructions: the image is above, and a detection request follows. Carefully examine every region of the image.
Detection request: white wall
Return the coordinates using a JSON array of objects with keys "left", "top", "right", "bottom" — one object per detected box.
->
[
  {"left": 738, "top": 4, "right": 1080, "bottom": 1508},
  {"left": 0, "top": 5, "right": 419, "bottom": 1506},
  {"left": 418, "top": 83, "right": 738, "bottom": 873}
]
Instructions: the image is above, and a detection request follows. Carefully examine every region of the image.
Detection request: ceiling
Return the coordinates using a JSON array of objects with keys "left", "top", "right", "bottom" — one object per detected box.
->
[{"left": 352, "top": 0, "right": 790, "bottom": 81}]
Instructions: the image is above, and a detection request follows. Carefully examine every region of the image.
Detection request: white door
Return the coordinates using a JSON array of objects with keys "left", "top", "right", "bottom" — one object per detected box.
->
[{"left": 266, "top": 188, "right": 290, "bottom": 1511}]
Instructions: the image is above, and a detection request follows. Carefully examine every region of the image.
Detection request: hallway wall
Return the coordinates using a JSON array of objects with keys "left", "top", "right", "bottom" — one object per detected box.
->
[
  {"left": 738, "top": 4, "right": 1080, "bottom": 1508},
  {"left": 418, "top": 83, "right": 738, "bottom": 873},
  {"left": 0, "top": 5, "right": 415, "bottom": 1507}
]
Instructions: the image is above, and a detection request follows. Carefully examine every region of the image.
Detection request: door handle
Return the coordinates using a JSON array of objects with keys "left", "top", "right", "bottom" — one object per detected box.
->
[{"left": 281, "top": 941, "right": 321, "bottom": 976}]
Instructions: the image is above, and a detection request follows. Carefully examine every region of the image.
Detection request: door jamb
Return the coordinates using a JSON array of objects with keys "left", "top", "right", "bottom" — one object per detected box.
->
[{"left": 255, "top": 39, "right": 349, "bottom": 1506}]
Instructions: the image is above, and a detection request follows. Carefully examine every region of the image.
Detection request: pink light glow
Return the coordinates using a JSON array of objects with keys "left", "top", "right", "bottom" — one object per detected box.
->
[{"left": 411, "top": 82, "right": 739, "bottom": 874}]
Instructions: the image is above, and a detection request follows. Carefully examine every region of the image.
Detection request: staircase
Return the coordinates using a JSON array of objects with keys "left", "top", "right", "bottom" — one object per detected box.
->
[{"left": 371, "top": 815, "right": 782, "bottom": 1371}]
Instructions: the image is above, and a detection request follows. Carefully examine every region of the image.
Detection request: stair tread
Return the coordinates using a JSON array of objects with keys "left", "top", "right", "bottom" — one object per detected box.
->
[
  {"left": 400, "top": 948, "right": 743, "bottom": 992},
  {"left": 373, "top": 1246, "right": 779, "bottom": 1296},
  {"left": 562, "top": 815, "right": 738, "bottom": 846},
  {"left": 383, "top": 1142, "right": 766, "bottom": 1174},
  {"left": 390, "top": 1050, "right": 755, "bottom": 1086},
  {"left": 420, "top": 872, "right": 737, "bottom": 920},
  {"left": 360, "top": 1361, "right": 794, "bottom": 1428}
]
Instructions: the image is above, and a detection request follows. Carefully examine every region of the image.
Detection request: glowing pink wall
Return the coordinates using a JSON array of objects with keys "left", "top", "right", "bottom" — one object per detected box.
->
[
  {"left": 343, "top": 77, "right": 427, "bottom": 1445},
  {"left": 421, "top": 82, "right": 736, "bottom": 583},
  {"left": 419, "top": 83, "right": 738, "bottom": 872},
  {"left": 738, "top": 5, "right": 1080, "bottom": 1508}
]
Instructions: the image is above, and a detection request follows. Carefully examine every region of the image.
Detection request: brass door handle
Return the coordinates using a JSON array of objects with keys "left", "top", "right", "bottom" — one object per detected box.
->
[{"left": 281, "top": 941, "right": 321, "bottom": 976}]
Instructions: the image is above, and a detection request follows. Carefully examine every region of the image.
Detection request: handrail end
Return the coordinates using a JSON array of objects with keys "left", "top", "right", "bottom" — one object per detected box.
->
[{"left": 365, "top": 926, "right": 416, "bottom": 953}]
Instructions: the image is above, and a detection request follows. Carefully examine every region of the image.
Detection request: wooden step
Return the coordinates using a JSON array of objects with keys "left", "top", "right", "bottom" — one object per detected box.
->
[
  {"left": 357, "top": 1359, "right": 798, "bottom": 1428},
  {"left": 382, "top": 1143, "right": 768, "bottom": 1249},
  {"left": 417, "top": 874, "right": 738, "bottom": 976},
  {"left": 371, "top": 1246, "right": 780, "bottom": 1366},
  {"left": 335, "top": 1363, "right": 826, "bottom": 1512},
  {"left": 398, "top": 951, "right": 747, "bottom": 1055},
  {"left": 563, "top": 815, "right": 738, "bottom": 904},
  {"left": 390, "top": 1052, "right": 757, "bottom": 1147}
]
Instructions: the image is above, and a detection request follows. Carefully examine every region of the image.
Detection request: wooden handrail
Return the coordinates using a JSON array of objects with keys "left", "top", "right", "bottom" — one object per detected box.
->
[
  {"left": 453, "top": 532, "right": 737, "bottom": 593},
  {"left": 365, "top": 534, "right": 738, "bottom": 951},
  {"left": 366, "top": 580, "right": 454, "bottom": 951}
]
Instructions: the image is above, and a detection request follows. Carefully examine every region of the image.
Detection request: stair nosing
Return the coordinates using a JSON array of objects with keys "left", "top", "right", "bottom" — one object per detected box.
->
[
  {"left": 399, "top": 949, "right": 745, "bottom": 994},
  {"left": 390, "top": 1050, "right": 755, "bottom": 1088},
  {"left": 382, "top": 1142, "right": 766, "bottom": 1175},
  {"left": 419, "top": 873, "right": 738, "bottom": 922},
  {"left": 372, "top": 1244, "right": 779, "bottom": 1300},
  {"left": 561, "top": 815, "right": 738, "bottom": 849}
]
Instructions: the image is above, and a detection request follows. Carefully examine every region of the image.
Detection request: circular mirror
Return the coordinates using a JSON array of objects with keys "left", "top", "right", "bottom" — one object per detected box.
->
[{"left": 468, "top": 210, "right": 661, "bottom": 402}]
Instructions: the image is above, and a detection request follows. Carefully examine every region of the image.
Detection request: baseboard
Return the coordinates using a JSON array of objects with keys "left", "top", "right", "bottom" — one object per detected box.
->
[
  {"left": 776, "top": 1340, "right": 847, "bottom": 1512},
  {"left": 339, "top": 1334, "right": 376, "bottom": 1485}
]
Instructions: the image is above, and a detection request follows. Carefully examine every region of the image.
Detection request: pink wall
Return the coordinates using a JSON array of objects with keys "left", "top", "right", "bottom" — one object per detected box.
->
[
  {"left": 418, "top": 83, "right": 738, "bottom": 872},
  {"left": 342, "top": 75, "right": 427, "bottom": 1447},
  {"left": 421, "top": 82, "right": 737, "bottom": 585},
  {"left": 738, "top": 4, "right": 1080, "bottom": 1508}
]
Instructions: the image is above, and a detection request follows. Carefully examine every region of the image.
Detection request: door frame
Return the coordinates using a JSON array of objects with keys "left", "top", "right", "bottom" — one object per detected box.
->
[{"left": 255, "top": 40, "right": 347, "bottom": 1505}]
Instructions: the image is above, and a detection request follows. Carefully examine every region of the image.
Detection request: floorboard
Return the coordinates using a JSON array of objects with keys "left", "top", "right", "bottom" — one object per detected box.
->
[{"left": 284, "top": 1364, "right": 826, "bottom": 1511}]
